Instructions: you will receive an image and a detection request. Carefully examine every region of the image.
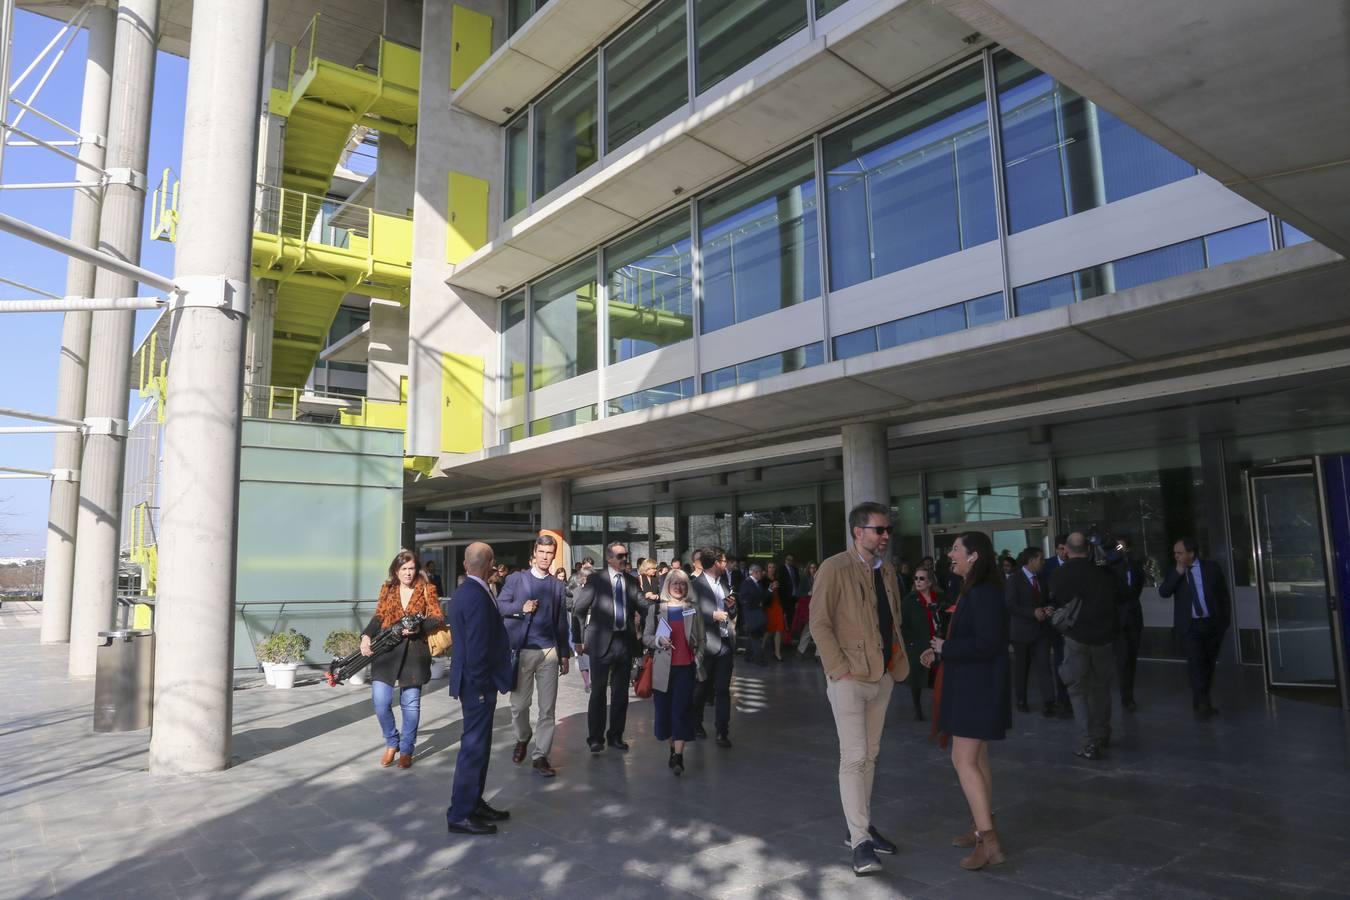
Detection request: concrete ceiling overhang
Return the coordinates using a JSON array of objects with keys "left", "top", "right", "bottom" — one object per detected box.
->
[
  {"left": 447, "top": 0, "right": 981, "bottom": 297},
  {"left": 934, "top": 0, "right": 1350, "bottom": 256},
  {"left": 411, "top": 242, "right": 1350, "bottom": 504},
  {"left": 17, "top": 0, "right": 387, "bottom": 60}
]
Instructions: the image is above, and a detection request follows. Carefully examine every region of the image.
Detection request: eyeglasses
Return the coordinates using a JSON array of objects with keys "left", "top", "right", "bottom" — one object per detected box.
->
[
  {"left": 859, "top": 525, "right": 894, "bottom": 535},
  {"left": 914, "top": 576, "right": 928, "bottom": 583}
]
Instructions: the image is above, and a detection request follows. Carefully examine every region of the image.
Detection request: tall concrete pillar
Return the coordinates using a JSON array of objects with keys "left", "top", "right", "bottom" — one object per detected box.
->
[
  {"left": 68, "top": 0, "right": 161, "bottom": 679},
  {"left": 40, "top": 4, "right": 116, "bottom": 645},
  {"left": 541, "top": 477, "right": 571, "bottom": 571},
  {"left": 841, "top": 424, "right": 890, "bottom": 544},
  {"left": 148, "top": 0, "right": 266, "bottom": 775}
]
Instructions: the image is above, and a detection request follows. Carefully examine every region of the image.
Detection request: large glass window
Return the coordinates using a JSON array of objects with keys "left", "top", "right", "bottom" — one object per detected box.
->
[
  {"left": 927, "top": 462, "right": 1050, "bottom": 523},
  {"left": 531, "top": 258, "right": 598, "bottom": 388},
  {"left": 680, "top": 497, "right": 732, "bottom": 564},
  {"left": 571, "top": 512, "right": 605, "bottom": 565},
  {"left": 605, "top": 0, "right": 689, "bottom": 152},
  {"left": 738, "top": 487, "right": 817, "bottom": 565},
  {"left": 608, "top": 507, "right": 651, "bottom": 560},
  {"left": 505, "top": 116, "right": 529, "bottom": 218},
  {"left": 530, "top": 403, "right": 598, "bottom": 435},
  {"left": 695, "top": 0, "right": 807, "bottom": 94},
  {"left": 995, "top": 51, "right": 1196, "bottom": 234},
  {"left": 816, "top": 0, "right": 850, "bottom": 15},
  {"left": 500, "top": 292, "right": 528, "bottom": 399},
  {"left": 833, "top": 293, "right": 1004, "bottom": 361},
  {"left": 508, "top": 0, "right": 541, "bottom": 37},
  {"left": 605, "top": 212, "right": 694, "bottom": 362},
  {"left": 653, "top": 504, "right": 677, "bottom": 563},
  {"left": 700, "top": 149, "right": 820, "bottom": 333},
  {"left": 534, "top": 59, "right": 599, "bottom": 199},
  {"left": 702, "top": 343, "right": 824, "bottom": 393},
  {"left": 1281, "top": 221, "right": 1313, "bottom": 247},
  {"left": 608, "top": 378, "right": 696, "bottom": 416},
  {"left": 823, "top": 64, "right": 997, "bottom": 291}
]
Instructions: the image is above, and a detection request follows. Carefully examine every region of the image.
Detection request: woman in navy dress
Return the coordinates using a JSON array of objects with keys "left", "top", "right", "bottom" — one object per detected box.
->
[{"left": 922, "top": 531, "right": 1011, "bottom": 871}]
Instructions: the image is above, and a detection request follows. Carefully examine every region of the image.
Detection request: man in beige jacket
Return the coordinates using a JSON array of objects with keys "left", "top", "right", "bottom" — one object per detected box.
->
[{"left": 810, "top": 500, "right": 910, "bottom": 876}]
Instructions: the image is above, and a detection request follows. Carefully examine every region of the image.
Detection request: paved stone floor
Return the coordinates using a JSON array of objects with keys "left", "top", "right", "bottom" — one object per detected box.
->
[{"left": 3, "top": 601, "right": 1350, "bottom": 899}]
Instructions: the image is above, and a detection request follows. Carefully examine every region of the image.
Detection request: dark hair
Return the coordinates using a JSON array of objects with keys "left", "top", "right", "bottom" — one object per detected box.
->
[
  {"left": 697, "top": 546, "right": 721, "bottom": 570},
  {"left": 607, "top": 543, "right": 626, "bottom": 558},
  {"left": 1054, "top": 534, "right": 1069, "bottom": 547},
  {"left": 1177, "top": 536, "right": 1199, "bottom": 554},
  {"left": 385, "top": 549, "right": 421, "bottom": 585},
  {"left": 956, "top": 531, "right": 1002, "bottom": 596},
  {"left": 1016, "top": 546, "right": 1044, "bottom": 567},
  {"left": 848, "top": 501, "right": 890, "bottom": 535},
  {"left": 581, "top": 556, "right": 595, "bottom": 566},
  {"left": 534, "top": 534, "right": 557, "bottom": 549}
]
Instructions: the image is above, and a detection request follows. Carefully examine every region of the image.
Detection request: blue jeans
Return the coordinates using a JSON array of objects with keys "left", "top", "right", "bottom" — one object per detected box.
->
[{"left": 372, "top": 680, "right": 421, "bottom": 755}]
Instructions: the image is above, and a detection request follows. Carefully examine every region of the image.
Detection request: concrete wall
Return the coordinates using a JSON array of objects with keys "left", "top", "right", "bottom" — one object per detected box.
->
[{"left": 407, "top": 0, "right": 508, "bottom": 456}]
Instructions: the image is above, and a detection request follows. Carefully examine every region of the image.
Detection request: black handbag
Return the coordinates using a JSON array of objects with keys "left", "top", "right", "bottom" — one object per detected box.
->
[{"left": 1051, "top": 595, "right": 1082, "bottom": 634}]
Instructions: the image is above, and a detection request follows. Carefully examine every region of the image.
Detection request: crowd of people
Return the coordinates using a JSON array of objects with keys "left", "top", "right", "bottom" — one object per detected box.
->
[{"left": 350, "top": 506, "right": 1230, "bottom": 877}]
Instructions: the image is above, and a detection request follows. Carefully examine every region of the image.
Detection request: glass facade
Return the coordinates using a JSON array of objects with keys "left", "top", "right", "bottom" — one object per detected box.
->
[
  {"left": 1281, "top": 220, "right": 1313, "bottom": 246},
  {"left": 995, "top": 50, "right": 1196, "bottom": 234},
  {"left": 823, "top": 64, "right": 996, "bottom": 291},
  {"left": 605, "top": 212, "right": 694, "bottom": 362},
  {"left": 700, "top": 149, "right": 820, "bottom": 333},
  {"left": 605, "top": 0, "right": 689, "bottom": 152},
  {"left": 508, "top": 0, "right": 541, "bottom": 37},
  {"left": 505, "top": 116, "right": 529, "bottom": 218},
  {"left": 570, "top": 512, "right": 605, "bottom": 564},
  {"left": 702, "top": 343, "right": 824, "bottom": 393},
  {"left": 531, "top": 404, "right": 598, "bottom": 435},
  {"left": 608, "top": 507, "right": 651, "bottom": 559},
  {"left": 927, "top": 462, "right": 1050, "bottom": 523},
  {"left": 694, "top": 0, "right": 807, "bottom": 94},
  {"left": 738, "top": 487, "right": 817, "bottom": 564},
  {"left": 815, "top": 0, "right": 849, "bottom": 15},
  {"left": 531, "top": 259, "right": 598, "bottom": 389},
  {"left": 608, "top": 378, "right": 696, "bottom": 416},
  {"left": 833, "top": 292, "right": 1004, "bottom": 360},
  {"left": 534, "top": 60, "right": 599, "bottom": 199},
  {"left": 500, "top": 293, "right": 527, "bottom": 400}
]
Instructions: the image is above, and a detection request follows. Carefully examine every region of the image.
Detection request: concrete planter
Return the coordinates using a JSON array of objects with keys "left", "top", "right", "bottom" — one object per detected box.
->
[
  {"left": 349, "top": 671, "right": 367, "bottom": 686},
  {"left": 261, "top": 662, "right": 276, "bottom": 686},
  {"left": 272, "top": 662, "right": 299, "bottom": 689}
]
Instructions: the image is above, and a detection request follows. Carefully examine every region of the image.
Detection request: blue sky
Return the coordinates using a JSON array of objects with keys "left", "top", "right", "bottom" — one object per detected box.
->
[{"left": 1, "top": 9, "right": 187, "bottom": 557}]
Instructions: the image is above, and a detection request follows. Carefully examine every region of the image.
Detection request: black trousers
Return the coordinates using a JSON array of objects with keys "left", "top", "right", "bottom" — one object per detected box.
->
[
  {"left": 1050, "top": 632, "right": 1071, "bottom": 706},
  {"left": 1184, "top": 619, "right": 1224, "bottom": 706},
  {"left": 588, "top": 651, "right": 631, "bottom": 743},
  {"left": 1116, "top": 620, "right": 1143, "bottom": 703},
  {"left": 694, "top": 649, "right": 734, "bottom": 736},
  {"left": 1012, "top": 635, "right": 1054, "bottom": 706}
]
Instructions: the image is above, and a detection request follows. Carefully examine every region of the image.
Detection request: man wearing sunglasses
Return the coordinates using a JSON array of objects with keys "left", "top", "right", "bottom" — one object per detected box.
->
[
  {"left": 810, "top": 502, "right": 910, "bottom": 877},
  {"left": 573, "top": 542, "right": 641, "bottom": 752}
]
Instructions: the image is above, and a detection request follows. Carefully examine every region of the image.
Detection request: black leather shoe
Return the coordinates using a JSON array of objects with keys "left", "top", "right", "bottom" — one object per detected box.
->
[
  {"left": 694, "top": 724, "right": 708, "bottom": 739},
  {"left": 851, "top": 840, "right": 883, "bottom": 876},
  {"left": 845, "top": 827, "right": 896, "bottom": 855},
  {"left": 715, "top": 734, "right": 732, "bottom": 748},
  {"left": 472, "top": 800, "right": 509, "bottom": 822},
  {"left": 1015, "top": 701, "right": 1030, "bottom": 713},
  {"left": 607, "top": 738, "right": 630, "bottom": 752},
  {"left": 588, "top": 740, "right": 604, "bottom": 753},
  {"left": 1074, "top": 743, "right": 1103, "bottom": 761},
  {"left": 447, "top": 817, "right": 496, "bottom": 835}
]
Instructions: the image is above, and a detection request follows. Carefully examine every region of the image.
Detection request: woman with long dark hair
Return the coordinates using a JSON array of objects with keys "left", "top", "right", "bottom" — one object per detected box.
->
[
  {"left": 900, "top": 565, "right": 943, "bottom": 721},
  {"left": 360, "top": 549, "right": 443, "bottom": 769},
  {"left": 921, "top": 531, "right": 1011, "bottom": 870}
]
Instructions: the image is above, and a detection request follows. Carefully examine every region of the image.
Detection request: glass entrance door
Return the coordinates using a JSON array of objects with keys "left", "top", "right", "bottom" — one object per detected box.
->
[
  {"left": 929, "top": 519, "right": 1050, "bottom": 565},
  {"left": 1250, "top": 468, "right": 1338, "bottom": 689}
]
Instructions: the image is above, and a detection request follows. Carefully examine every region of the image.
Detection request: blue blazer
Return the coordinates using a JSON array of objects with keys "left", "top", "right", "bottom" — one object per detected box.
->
[{"left": 448, "top": 577, "right": 513, "bottom": 698}]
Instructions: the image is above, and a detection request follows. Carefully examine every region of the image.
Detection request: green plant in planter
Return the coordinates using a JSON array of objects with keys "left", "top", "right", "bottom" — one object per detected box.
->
[
  {"left": 257, "top": 628, "right": 311, "bottom": 665},
  {"left": 323, "top": 629, "right": 360, "bottom": 659}
]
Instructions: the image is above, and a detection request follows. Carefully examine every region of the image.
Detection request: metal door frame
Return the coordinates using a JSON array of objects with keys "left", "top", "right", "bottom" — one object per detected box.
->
[{"left": 1246, "top": 460, "right": 1343, "bottom": 696}]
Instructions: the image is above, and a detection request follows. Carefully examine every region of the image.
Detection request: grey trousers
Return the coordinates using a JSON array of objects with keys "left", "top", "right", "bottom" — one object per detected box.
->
[{"left": 1059, "top": 638, "right": 1114, "bottom": 747}]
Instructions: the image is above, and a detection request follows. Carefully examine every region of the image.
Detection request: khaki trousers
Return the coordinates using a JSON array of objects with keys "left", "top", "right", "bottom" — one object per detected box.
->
[
  {"left": 510, "top": 647, "right": 560, "bottom": 759},
  {"left": 826, "top": 672, "right": 894, "bottom": 848}
]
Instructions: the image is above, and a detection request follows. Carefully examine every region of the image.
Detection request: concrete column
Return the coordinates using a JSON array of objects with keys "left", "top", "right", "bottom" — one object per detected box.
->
[
  {"left": 40, "top": 4, "right": 116, "bottom": 645},
  {"left": 1198, "top": 434, "right": 1239, "bottom": 662},
  {"left": 242, "top": 279, "right": 275, "bottom": 412},
  {"left": 148, "top": 0, "right": 266, "bottom": 775},
  {"left": 67, "top": 0, "right": 160, "bottom": 679},
  {"left": 541, "top": 478, "right": 571, "bottom": 535},
  {"left": 841, "top": 423, "right": 890, "bottom": 544}
]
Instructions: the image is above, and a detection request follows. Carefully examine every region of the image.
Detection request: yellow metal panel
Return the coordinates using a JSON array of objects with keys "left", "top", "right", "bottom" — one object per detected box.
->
[
  {"left": 446, "top": 171, "right": 489, "bottom": 264},
  {"left": 404, "top": 455, "right": 437, "bottom": 476},
  {"left": 450, "top": 6, "right": 493, "bottom": 90},
  {"left": 372, "top": 213, "right": 413, "bottom": 266},
  {"left": 364, "top": 399, "right": 407, "bottom": 431},
  {"left": 442, "top": 352, "right": 485, "bottom": 453},
  {"left": 268, "top": 88, "right": 293, "bottom": 117},
  {"left": 380, "top": 39, "right": 421, "bottom": 92}
]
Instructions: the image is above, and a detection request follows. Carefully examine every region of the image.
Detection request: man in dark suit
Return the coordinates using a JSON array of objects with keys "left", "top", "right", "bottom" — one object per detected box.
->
[
  {"left": 738, "top": 563, "right": 769, "bottom": 665},
  {"left": 447, "top": 542, "right": 514, "bottom": 835},
  {"left": 1041, "top": 534, "right": 1073, "bottom": 718},
  {"left": 1158, "top": 536, "right": 1230, "bottom": 720},
  {"left": 1106, "top": 535, "right": 1146, "bottom": 713},
  {"left": 692, "top": 546, "right": 737, "bottom": 746},
  {"left": 1006, "top": 546, "right": 1055, "bottom": 715},
  {"left": 573, "top": 541, "right": 640, "bottom": 752}
]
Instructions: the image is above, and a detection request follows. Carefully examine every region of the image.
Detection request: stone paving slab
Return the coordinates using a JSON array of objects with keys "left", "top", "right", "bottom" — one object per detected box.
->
[{"left": 3, "top": 601, "right": 1350, "bottom": 898}]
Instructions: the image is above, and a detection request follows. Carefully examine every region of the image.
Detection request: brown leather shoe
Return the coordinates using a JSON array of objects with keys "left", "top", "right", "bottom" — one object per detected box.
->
[
  {"left": 512, "top": 741, "right": 528, "bottom": 764},
  {"left": 380, "top": 747, "right": 397, "bottom": 768},
  {"left": 396, "top": 752, "right": 413, "bottom": 769},
  {"left": 532, "top": 756, "right": 557, "bottom": 778},
  {"left": 960, "top": 828, "right": 1006, "bottom": 870},
  {"left": 952, "top": 824, "right": 977, "bottom": 848}
]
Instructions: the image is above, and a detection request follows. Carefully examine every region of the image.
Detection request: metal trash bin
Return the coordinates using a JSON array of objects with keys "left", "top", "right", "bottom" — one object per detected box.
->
[{"left": 94, "top": 629, "right": 154, "bottom": 732}]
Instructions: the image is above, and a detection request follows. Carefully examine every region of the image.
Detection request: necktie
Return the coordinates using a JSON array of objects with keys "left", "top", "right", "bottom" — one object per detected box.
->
[
  {"left": 1187, "top": 569, "right": 1205, "bottom": 618},
  {"left": 1029, "top": 574, "right": 1040, "bottom": 597},
  {"left": 613, "top": 575, "right": 625, "bottom": 630}
]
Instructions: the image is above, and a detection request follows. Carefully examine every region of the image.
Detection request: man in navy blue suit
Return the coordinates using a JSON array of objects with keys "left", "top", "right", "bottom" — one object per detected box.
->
[
  {"left": 447, "top": 541, "right": 514, "bottom": 835},
  {"left": 1158, "top": 536, "right": 1230, "bottom": 721}
]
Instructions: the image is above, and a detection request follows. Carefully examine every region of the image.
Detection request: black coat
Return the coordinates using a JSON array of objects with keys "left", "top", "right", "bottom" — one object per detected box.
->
[
  {"left": 1158, "top": 558, "right": 1231, "bottom": 635},
  {"left": 1109, "top": 556, "right": 1146, "bottom": 631},
  {"left": 937, "top": 582, "right": 1012, "bottom": 741},
  {"left": 737, "top": 576, "right": 768, "bottom": 633},
  {"left": 1005, "top": 567, "right": 1051, "bottom": 645},
  {"left": 692, "top": 572, "right": 738, "bottom": 657},
  {"left": 572, "top": 568, "right": 641, "bottom": 663},
  {"left": 1047, "top": 558, "right": 1127, "bottom": 646},
  {"left": 362, "top": 610, "right": 444, "bottom": 688}
]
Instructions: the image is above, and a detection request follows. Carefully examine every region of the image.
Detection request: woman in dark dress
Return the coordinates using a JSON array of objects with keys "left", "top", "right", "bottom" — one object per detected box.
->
[
  {"left": 921, "top": 531, "right": 1011, "bottom": 871},
  {"left": 899, "top": 566, "right": 943, "bottom": 721}
]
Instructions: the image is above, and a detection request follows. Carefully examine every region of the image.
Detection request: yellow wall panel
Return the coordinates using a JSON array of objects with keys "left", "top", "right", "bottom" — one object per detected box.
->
[
  {"left": 450, "top": 6, "right": 493, "bottom": 90},
  {"left": 372, "top": 213, "right": 413, "bottom": 266},
  {"left": 446, "top": 171, "right": 489, "bottom": 264},
  {"left": 442, "top": 352, "right": 485, "bottom": 453},
  {"left": 380, "top": 39, "right": 422, "bottom": 92}
]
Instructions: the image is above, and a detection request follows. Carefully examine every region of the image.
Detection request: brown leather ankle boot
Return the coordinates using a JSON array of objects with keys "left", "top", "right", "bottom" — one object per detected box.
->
[
  {"left": 951, "top": 825, "right": 977, "bottom": 848},
  {"left": 960, "top": 828, "right": 1006, "bottom": 870}
]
